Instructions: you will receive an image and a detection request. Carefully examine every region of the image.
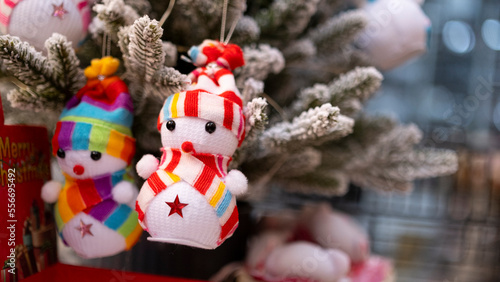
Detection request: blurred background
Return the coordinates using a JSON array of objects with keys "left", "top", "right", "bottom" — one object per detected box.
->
[
  {"left": 58, "top": 0, "right": 500, "bottom": 281},
  {"left": 357, "top": 0, "right": 500, "bottom": 281}
]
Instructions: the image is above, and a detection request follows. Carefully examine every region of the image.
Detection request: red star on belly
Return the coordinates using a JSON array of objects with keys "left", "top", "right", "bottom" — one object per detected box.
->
[
  {"left": 166, "top": 195, "right": 188, "bottom": 217},
  {"left": 76, "top": 220, "right": 93, "bottom": 238}
]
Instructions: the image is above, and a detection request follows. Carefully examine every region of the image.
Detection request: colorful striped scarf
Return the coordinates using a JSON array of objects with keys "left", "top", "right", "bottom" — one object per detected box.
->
[
  {"left": 136, "top": 148, "right": 239, "bottom": 246},
  {"left": 55, "top": 169, "right": 142, "bottom": 249}
]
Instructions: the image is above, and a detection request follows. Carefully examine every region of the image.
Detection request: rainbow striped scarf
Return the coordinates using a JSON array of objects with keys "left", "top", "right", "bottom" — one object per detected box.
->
[
  {"left": 136, "top": 148, "right": 239, "bottom": 246},
  {"left": 55, "top": 169, "right": 142, "bottom": 249}
]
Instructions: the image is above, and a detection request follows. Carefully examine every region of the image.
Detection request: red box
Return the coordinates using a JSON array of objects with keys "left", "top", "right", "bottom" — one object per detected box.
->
[
  {"left": 0, "top": 96, "right": 55, "bottom": 281},
  {"left": 22, "top": 263, "right": 204, "bottom": 282}
]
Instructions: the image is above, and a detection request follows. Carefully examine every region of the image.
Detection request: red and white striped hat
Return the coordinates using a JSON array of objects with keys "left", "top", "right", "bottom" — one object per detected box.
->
[{"left": 158, "top": 69, "right": 246, "bottom": 146}]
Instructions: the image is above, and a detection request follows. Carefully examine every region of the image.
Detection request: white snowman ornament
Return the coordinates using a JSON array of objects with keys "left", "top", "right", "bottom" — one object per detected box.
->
[
  {"left": 356, "top": 0, "right": 431, "bottom": 70},
  {"left": 0, "top": 0, "right": 91, "bottom": 51},
  {"left": 41, "top": 57, "right": 142, "bottom": 258},
  {"left": 135, "top": 42, "right": 248, "bottom": 249}
]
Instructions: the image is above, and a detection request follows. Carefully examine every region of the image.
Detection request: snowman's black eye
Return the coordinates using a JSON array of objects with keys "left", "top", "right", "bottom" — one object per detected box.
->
[
  {"left": 205, "top": 121, "right": 216, "bottom": 134},
  {"left": 90, "top": 151, "right": 102, "bottom": 161},
  {"left": 57, "top": 148, "right": 65, "bottom": 159},
  {"left": 166, "top": 120, "right": 176, "bottom": 131}
]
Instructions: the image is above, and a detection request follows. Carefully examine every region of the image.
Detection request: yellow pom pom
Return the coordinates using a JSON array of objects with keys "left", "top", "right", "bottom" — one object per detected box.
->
[
  {"left": 83, "top": 56, "right": 120, "bottom": 79},
  {"left": 101, "top": 56, "right": 120, "bottom": 77},
  {"left": 84, "top": 58, "right": 102, "bottom": 79}
]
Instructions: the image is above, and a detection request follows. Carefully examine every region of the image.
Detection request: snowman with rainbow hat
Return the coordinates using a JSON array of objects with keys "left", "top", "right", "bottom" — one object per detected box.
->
[{"left": 41, "top": 57, "right": 142, "bottom": 258}]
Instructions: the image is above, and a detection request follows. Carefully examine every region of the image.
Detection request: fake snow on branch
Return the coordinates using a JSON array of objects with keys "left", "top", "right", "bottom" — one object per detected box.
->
[
  {"left": 92, "top": 0, "right": 140, "bottom": 42},
  {"left": 287, "top": 67, "right": 383, "bottom": 118},
  {"left": 126, "top": 16, "right": 164, "bottom": 83},
  {"left": 45, "top": 34, "right": 85, "bottom": 96},
  {"left": 235, "top": 44, "right": 285, "bottom": 88},
  {"left": 0, "top": 34, "right": 84, "bottom": 112},
  {"left": 260, "top": 103, "right": 354, "bottom": 154},
  {"left": 256, "top": 0, "right": 321, "bottom": 40},
  {"left": 308, "top": 10, "right": 367, "bottom": 55},
  {"left": 118, "top": 16, "right": 189, "bottom": 101},
  {"left": 322, "top": 116, "right": 458, "bottom": 193}
]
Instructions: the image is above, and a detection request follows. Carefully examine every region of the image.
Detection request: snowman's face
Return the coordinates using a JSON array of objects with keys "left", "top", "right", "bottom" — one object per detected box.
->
[
  {"left": 161, "top": 117, "right": 238, "bottom": 156},
  {"left": 55, "top": 149, "right": 127, "bottom": 179}
]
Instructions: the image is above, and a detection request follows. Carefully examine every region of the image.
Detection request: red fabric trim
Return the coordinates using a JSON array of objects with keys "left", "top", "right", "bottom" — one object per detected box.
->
[
  {"left": 213, "top": 68, "right": 232, "bottom": 81},
  {"left": 147, "top": 172, "right": 165, "bottom": 195},
  {"left": 136, "top": 201, "right": 145, "bottom": 222},
  {"left": 220, "top": 91, "right": 243, "bottom": 108},
  {"left": 220, "top": 207, "right": 238, "bottom": 240},
  {"left": 157, "top": 114, "right": 162, "bottom": 131},
  {"left": 194, "top": 154, "right": 222, "bottom": 177},
  {"left": 52, "top": 122, "right": 62, "bottom": 155},
  {"left": 202, "top": 44, "right": 224, "bottom": 64},
  {"left": 166, "top": 149, "right": 181, "bottom": 172},
  {"left": 184, "top": 91, "right": 199, "bottom": 117},
  {"left": 193, "top": 166, "right": 216, "bottom": 195},
  {"left": 103, "top": 79, "right": 128, "bottom": 104},
  {"left": 223, "top": 99, "right": 234, "bottom": 131},
  {"left": 79, "top": 179, "right": 102, "bottom": 207}
]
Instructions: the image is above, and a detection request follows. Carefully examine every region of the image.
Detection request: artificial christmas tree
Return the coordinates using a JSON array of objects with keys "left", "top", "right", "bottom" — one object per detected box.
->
[{"left": 0, "top": 0, "right": 458, "bottom": 280}]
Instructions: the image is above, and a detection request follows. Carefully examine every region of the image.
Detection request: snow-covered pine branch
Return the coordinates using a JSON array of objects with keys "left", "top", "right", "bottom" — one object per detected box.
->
[
  {"left": 308, "top": 10, "right": 367, "bottom": 55},
  {"left": 232, "top": 16, "right": 261, "bottom": 45},
  {"left": 45, "top": 34, "right": 85, "bottom": 95},
  {"left": 93, "top": 0, "right": 140, "bottom": 42},
  {"left": 287, "top": 67, "right": 382, "bottom": 117},
  {"left": 277, "top": 169, "right": 349, "bottom": 196},
  {"left": 0, "top": 34, "right": 82, "bottom": 111},
  {"left": 126, "top": 16, "right": 164, "bottom": 83},
  {"left": 256, "top": 0, "right": 321, "bottom": 40},
  {"left": 283, "top": 39, "right": 317, "bottom": 61},
  {"left": 321, "top": 116, "right": 458, "bottom": 192},
  {"left": 244, "top": 97, "right": 269, "bottom": 143},
  {"left": 260, "top": 103, "right": 353, "bottom": 154},
  {"left": 235, "top": 44, "right": 285, "bottom": 87}
]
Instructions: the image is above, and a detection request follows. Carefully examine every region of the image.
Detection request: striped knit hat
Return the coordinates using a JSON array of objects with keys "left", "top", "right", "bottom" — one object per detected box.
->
[
  {"left": 53, "top": 57, "right": 135, "bottom": 164},
  {"left": 158, "top": 70, "right": 246, "bottom": 146}
]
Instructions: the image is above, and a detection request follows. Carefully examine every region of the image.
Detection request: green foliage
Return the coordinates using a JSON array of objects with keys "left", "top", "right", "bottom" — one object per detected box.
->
[{"left": 0, "top": 34, "right": 83, "bottom": 111}]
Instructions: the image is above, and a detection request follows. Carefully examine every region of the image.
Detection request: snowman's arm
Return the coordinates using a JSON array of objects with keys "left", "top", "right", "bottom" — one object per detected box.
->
[
  {"left": 41, "top": 180, "right": 63, "bottom": 203},
  {"left": 223, "top": 169, "right": 248, "bottom": 196},
  {"left": 136, "top": 154, "right": 159, "bottom": 179},
  {"left": 112, "top": 181, "right": 138, "bottom": 208}
]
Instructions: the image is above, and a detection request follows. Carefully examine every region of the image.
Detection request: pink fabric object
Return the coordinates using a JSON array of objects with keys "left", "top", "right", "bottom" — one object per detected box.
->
[
  {"left": 246, "top": 231, "right": 351, "bottom": 282},
  {"left": 347, "top": 256, "right": 395, "bottom": 282},
  {"left": 245, "top": 204, "right": 372, "bottom": 282},
  {"left": 300, "top": 204, "right": 370, "bottom": 263}
]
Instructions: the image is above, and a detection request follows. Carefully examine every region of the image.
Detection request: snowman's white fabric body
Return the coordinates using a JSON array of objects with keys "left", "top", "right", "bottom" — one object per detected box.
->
[{"left": 0, "top": 0, "right": 91, "bottom": 51}]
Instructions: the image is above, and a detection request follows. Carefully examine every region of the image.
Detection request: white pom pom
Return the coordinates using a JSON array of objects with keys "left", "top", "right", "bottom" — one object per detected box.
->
[
  {"left": 136, "top": 154, "right": 159, "bottom": 179},
  {"left": 112, "top": 181, "right": 136, "bottom": 205},
  {"left": 264, "top": 242, "right": 350, "bottom": 282},
  {"left": 41, "top": 181, "right": 62, "bottom": 203},
  {"left": 224, "top": 169, "right": 248, "bottom": 196}
]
